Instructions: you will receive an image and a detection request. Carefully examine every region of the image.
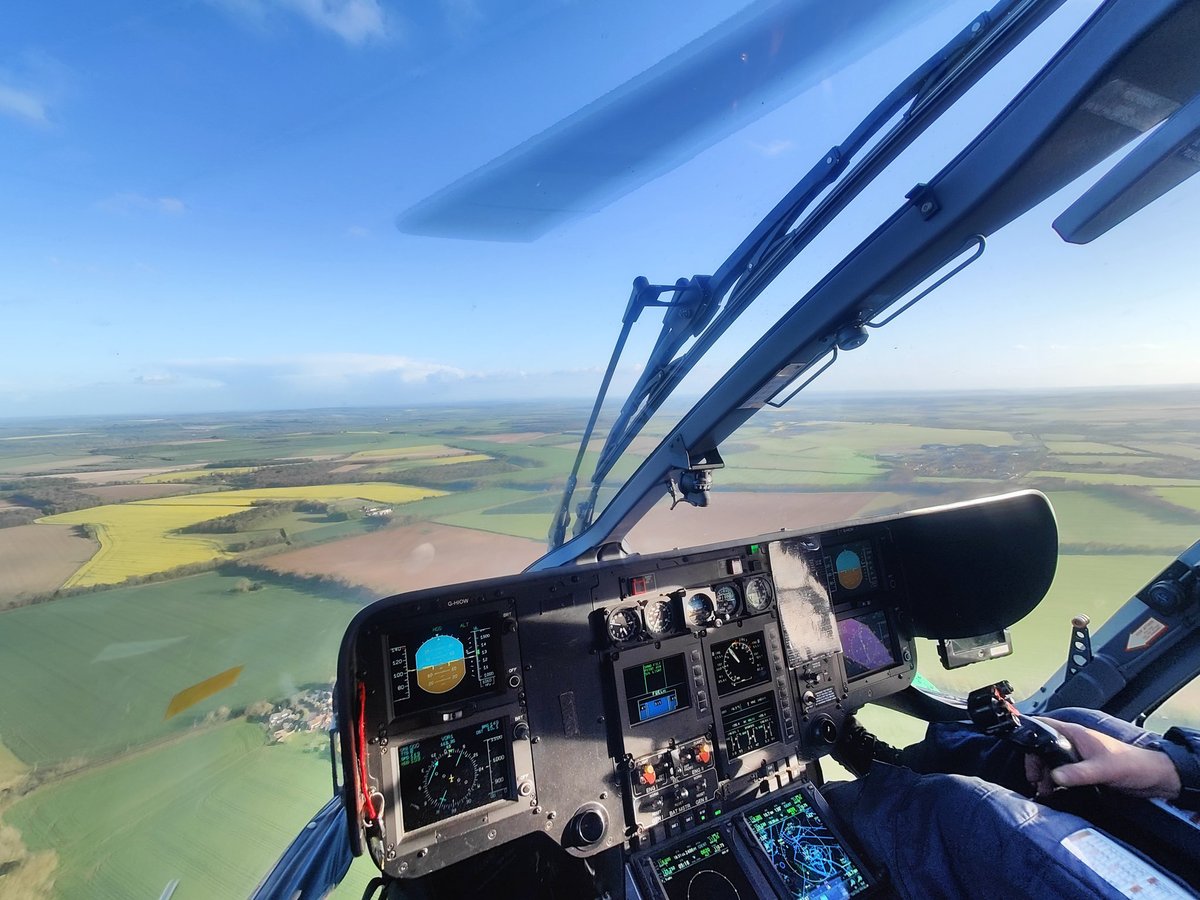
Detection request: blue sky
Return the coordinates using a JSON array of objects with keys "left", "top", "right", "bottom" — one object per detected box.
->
[{"left": 1, "top": 0, "right": 1197, "bottom": 418}]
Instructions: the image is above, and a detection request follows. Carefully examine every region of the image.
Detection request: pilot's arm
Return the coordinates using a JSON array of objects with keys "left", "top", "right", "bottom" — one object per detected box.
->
[{"left": 1028, "top": 718, "right": 1200, "bottom": 809}]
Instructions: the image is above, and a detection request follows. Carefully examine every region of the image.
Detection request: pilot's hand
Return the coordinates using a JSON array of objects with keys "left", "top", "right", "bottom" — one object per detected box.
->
[{"left": 1024, "top": 718, "right": 1182, "bottom": 800}]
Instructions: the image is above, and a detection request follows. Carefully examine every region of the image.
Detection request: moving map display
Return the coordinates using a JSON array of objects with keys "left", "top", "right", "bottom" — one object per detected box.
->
[
  {"left": 652, "top": 828, "right": 758, "bottom": 900},
  {"left": 836, "top": 609, "right": 898, "bottom": 680},
  {"left": 743, "top": 787, "right": 871, "bottom": 900},
  {"left": 386, "top": 611, "right": 504, "bottom": 719}
]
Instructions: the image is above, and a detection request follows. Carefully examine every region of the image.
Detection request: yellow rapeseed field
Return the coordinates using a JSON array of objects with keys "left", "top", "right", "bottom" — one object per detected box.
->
[{"left": 42, "top": 482, "right": 445, "bottom": 588}]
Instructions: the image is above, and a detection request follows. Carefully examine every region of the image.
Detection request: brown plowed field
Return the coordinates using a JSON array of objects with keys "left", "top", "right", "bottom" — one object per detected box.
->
[
  {"left": 0, "top": 523, "right": 99, "bottom": 603},
  {"left": 258, "top": 523, "right": 544, "bottom": 596}
]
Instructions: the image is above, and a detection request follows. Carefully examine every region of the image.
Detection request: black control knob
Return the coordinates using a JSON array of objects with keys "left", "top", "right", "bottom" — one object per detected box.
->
[
  {"left": 1144, "top": 579, "right": 1188, "bottom": 615},
  {"left": 565, "top": 804, "right": 607, "bottom": 848},
  {"left": 810, "top": 714, "right": 838, "bottom": 745},
  {"left": 513, "top": 722, "right": 530, "bottom": 741}
]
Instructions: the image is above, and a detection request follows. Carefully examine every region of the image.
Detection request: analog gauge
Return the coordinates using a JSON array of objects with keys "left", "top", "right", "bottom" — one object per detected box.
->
[
  {"left": 606, "top": 606, "right": 641, "bottom": 644},
  {"left": 642, "top": 597, "right": 675, "bottom": 637},
  {"left": 718, "top": 637, "right": 763, "bottom": 687},
  {"left": 421, "top": 745, "right": 481, "bottom": 815},
  {"left": 744, "top": 576, "right": 774, "bottom": 613},
  {"left": 714, "top": 583, "right": 741, "bottom": 620},
  {"left": 685, "top": 592, "right": 716, "bottom": 628}
]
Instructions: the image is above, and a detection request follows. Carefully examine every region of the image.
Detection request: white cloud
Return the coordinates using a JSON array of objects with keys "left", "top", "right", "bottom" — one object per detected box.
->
[
  {"left": 172, "top": 352, "right": 469, "bottom": 387},
  {"left": 211, "top": 0, "right": 389, "bottom": 44},
  {"left": 96, "top": 193, "right": 188, "bottom": 215},
  {"left": 750, "top": 139, "right": 794, "bottom": 158},
  {"left": 0, "top": 82, "right": 48, "bottom": 124}
]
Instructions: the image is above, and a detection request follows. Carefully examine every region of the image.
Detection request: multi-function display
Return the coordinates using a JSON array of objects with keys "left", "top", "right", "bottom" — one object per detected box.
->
[
  {"left": 385, "top": 611, "right": 503, "bottom": 719},
  {"left": 837, "top": 608, "right": 899, "bottom": 680},
  {"left": 396, "top": 717, "right": 512, "bottom": 832},
  {"left": 652, "top": 828, "right": 758, "bottom": 900},
  {"left": 720, "top": 690, "right": 780, "bottom": 759},
  {"left": 710, "top": 631, "right": 771, "bottom": 697},
  {"left": 743, "top": 786, "right": 871, "bottom": 899},
  {"left": 623, "top": 654, "right": 692, "bottom": 725}
]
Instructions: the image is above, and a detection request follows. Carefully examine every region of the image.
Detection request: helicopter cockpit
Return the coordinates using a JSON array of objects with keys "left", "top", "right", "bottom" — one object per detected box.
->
[
  {"left": 294, "top": 0, "right": 1200, "bottom": 895},
  {"left": 336, "top": 492, "right": 1055, "bottom": 897}
]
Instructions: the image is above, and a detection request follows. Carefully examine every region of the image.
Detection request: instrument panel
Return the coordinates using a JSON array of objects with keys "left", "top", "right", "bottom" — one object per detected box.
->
[{"left": 335, "top": 491, "right": 1058, "bottom": 886}]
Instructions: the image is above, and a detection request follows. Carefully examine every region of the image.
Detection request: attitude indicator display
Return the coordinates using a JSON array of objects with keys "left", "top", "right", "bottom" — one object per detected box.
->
[
  {"left": 396, "top": 717, "right": 512, "bottom": 832},
  {"left": 823, "top": 540, "right": 879, "bottom": 599},
  {"left": 386, "top": 611, "right": 503, "bottom": 719},
  {"left": 743, "top": 787, "right": 871, "bottom": 899}
]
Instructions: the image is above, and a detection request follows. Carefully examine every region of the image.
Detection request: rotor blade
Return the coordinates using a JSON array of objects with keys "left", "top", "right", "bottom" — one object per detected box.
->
[{"left": 396, "top": 0, "right": 951, "bottom": 242}]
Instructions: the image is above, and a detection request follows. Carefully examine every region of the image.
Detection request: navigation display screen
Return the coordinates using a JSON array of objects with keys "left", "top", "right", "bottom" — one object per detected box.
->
[
  {"left": 396, "top": 717, "right": 512, "bottom": 832},
  {"left": 837, "top": 608, "right": 898, "bottom": 680},
  {"left": 720, "top": 691, "right": 779, "bottom": 759},
  {"left": 652, "top": 828, "right": 757, "bottom": 900},
  {"left": 623, "top": 654, "right": 691, "bottom": 726},
  {"left": 822, "top": 539, "right": 880, "bottom": 601},
  {"left": 385, "top": 611, "right": 504, "bottom": 719},
  {"left": 743, "top": 787, "right": 871, "bottom": 900}
]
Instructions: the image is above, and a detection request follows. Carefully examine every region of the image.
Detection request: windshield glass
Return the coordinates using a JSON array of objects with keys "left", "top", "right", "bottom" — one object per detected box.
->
[{"left": 1, "top": 2, "right": 1198, "bottom": 897}]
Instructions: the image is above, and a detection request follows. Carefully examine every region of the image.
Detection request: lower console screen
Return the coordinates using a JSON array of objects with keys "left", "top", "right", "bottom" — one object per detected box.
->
[
  {"left": 623, "top": 654, "right": 692, "bottom": 725},
  {"left": 652, "top": 828, "right": 758, "bottom": 900},
  {"left": 743, "top": 787, "right": 870, "bottom": 900},
  {"left": 396, "top": 717, "right": 511, "bottom": 832},
  {"left": 720, "top": 691, "right": 779, "bottom": 759}
]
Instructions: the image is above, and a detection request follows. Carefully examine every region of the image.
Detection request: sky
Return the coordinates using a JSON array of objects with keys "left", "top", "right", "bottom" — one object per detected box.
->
[{"left": 1, "top": 0, "right": 1198, "bottom": 419}]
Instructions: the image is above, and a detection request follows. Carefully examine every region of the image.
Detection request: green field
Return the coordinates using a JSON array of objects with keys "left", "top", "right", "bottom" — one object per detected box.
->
[
  {"left": 1045, "top": 490, "right": 1200, "bottom": 550},
  {"left": 1032, "top": 471, "right": 1200, "bottom": 487},
  {"left": 0, "top": 574, "right": 358, "bottom": 767},
  {"left": 2, "top": 722, "right": 376, "bottom": 900},
  {"left": 1154, "top": 487, "right": 1200, "bottom": 514}
]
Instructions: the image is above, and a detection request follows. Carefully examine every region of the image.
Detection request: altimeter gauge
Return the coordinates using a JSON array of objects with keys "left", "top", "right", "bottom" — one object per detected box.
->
[{"left": 606, "top": 606, "right": 642, "bottom": 643}]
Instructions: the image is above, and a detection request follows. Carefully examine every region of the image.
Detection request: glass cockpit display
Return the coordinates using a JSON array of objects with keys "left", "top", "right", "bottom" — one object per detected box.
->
[
  {"left": 651, "top": 828, "right": 758, "bottom": 900},
  {"left": 711, "top": 632, "right": 771, "bottom": 697},
  {"left": 720, "top": 691, "right": 780, "bottom": 759},
  {"left": 624, "top": 654, "right": 692, "bottom": 725},
  {"left": 386, "top": 611, "right": 504, "bottom": 719},
  {"left": 743, "top": 786, "right": 871, "bottom": 900},
  {"left": 822, "top": 540, "right": 880, "bottom": 601},
  {"left": 396, "top": 717, "right": 512, "bottom": 832},
  {"left": 837, "top": 609, "right": 899, "bottom": 681}
]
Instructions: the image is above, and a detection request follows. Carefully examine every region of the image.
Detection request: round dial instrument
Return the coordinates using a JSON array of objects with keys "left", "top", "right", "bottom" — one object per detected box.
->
[
  {"left": 642, "top": 598, "right": 675, "bottom": 637},
  {"left": 685, "top": 592, "right": 715, "bottom": 627},
  {"left": 714, "top": 583, "right": 740, "bottom": 619},
  {"left": 421, "top": 746, "right": 481, "bottom": 815},
  {"left": 717, "top": 637, "right": 763, "bottom": 687},
  {"left": 744, "top": 576, "right": 774, "bottom": 613},
  {"left": 606, "top": 606, "right": 641, "bottom": 643}
]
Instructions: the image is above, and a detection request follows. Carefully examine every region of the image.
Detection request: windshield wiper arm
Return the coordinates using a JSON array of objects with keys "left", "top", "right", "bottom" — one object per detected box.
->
[{"left": 550, "top": 0, "right": 1064, "bottom": 548}]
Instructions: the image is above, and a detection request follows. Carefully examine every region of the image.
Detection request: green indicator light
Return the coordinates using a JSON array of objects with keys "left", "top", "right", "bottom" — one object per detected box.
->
[
  {"left": 714, "top": 809, "right": 722, "bottom": 816},
  {"left": 748, "top": 544, "right": 759, "bottom": 554}
]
